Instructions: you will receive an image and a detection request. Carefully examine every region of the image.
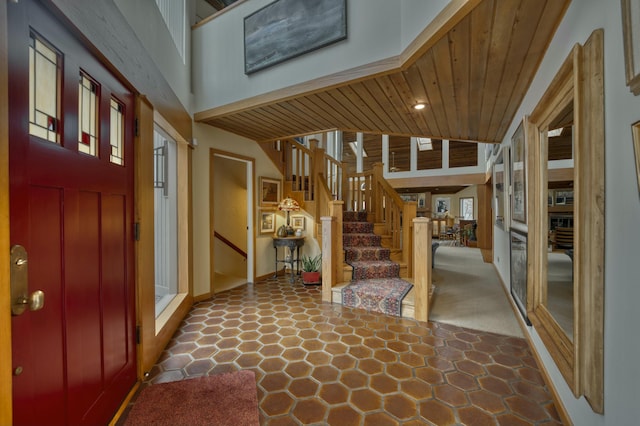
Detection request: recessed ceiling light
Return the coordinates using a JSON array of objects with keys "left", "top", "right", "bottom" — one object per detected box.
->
[{"left": 414, "top": 103, "right": 426, "bottom": 110}]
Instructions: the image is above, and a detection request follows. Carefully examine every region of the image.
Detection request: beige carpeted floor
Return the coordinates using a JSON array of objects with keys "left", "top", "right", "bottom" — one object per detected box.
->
[
  {"left": 429, "top": 245, "right": 524, "bottom": 337},
  {"left": 214, "top": 273, "right": 247, "bottom": 294}
]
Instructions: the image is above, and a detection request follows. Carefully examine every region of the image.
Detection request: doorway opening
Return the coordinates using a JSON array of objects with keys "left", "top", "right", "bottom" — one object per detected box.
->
[{"left": 211, "top": 151, "right": 255, "bottom": 293}]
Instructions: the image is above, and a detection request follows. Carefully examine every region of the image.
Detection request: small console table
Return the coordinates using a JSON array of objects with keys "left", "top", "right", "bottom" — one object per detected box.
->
[{"left": 272, "top": 236, "right": 305, "bottom": 283}]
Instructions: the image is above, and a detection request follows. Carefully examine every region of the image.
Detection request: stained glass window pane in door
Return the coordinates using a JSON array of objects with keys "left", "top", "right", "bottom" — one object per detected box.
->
[
  {"left": 110, "top": 99, "right": 124, "bottom": 165},
  {"left": 78, "top": 73, "right": 99, "bottom": 157},
  {"left": 29, "top": 35, "right": 60, "bottom": 143}
]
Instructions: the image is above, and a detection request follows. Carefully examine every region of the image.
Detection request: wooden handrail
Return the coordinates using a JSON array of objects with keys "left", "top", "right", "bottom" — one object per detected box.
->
[
  {"left": 323, "top": 153, "right": 343, "bottom": 200},
  {"left": 344, "top": 163, "right": 416, "bottom": 274},
  {"left": 372, "top": 163, "right": 404, "bottom": 207},
  {"left": 285, "top": 139, "right": 314, "bottom": 200},
  {"left": 214, "top": 231, "right": 247, "bottom": 259}
]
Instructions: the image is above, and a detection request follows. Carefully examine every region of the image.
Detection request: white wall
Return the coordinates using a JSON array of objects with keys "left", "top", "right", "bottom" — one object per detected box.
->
[
  {"left": 191, "top": 0, "right": 447, "bottom": 112},
  {"left": 114, "top": 0, "right": 193, "bottom": 113},
  {"left": 400, "top": 0, "right": 449, "bottom": 49},
  {"left": 493, "top": 0, "right": 640, "bottom": 424}
]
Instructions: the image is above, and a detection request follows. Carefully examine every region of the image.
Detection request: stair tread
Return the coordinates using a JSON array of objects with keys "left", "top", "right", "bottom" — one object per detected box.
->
[
  {"left": 348, "top": 260, "right": 397, "bottom": 266},
  {"left": 331, "top": 282, "right": 416, "bottom": 307}
]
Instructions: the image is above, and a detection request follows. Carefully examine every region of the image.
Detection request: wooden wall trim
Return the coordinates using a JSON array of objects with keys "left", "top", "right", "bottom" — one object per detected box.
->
[
  {"left": 0, "top": 1, "right": 13, "bottom": 423},
  {"left": 388, "top": 172, "right": 486, "bottom": 189},
  {"left": 548, "top": 167, "right": 574, "bottom": 182},
  {"left": 135, "top": 96, "right": 157, "bottom": 378},
  {"left": 194, "top": 55, "right": 402, "bottom": 120},
  {"left": 579, "top": 28, "right": 604, "bottom": 413},
  {"left": 476, "top": 181, "right": 492, "bottom": 251}
]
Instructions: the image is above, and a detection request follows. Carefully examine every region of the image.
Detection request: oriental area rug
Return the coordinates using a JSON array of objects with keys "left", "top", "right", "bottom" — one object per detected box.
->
[
  {"left": 341, "top": 211, "right": 413, "bottom": 316},
  {"left": 124, "top": 370, "right": 259, "bottom": 426},
  {"left": 342, "top": 277, "right": 413, "bottom": 316}
]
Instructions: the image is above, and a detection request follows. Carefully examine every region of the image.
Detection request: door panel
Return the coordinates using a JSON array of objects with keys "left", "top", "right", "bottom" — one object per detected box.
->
[
  {"left": 8, "top": 1, "right": 136, "bottom": 424},
  {"left": 102, "top": 193, "right": 131, "bottom": 381},
  {"left": 66, "top": 190, "right": 103, "bottom": 422},
  {"left": 12, "top": 186, "right": 66, "bottom": 425}
]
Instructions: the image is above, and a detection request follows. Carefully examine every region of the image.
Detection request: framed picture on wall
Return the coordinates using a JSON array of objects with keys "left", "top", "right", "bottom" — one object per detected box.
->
[
  {"left": 622, "top": 0, "right": 640, "bottom": 95},
  {"left": 260, "top": 212, "right": 276, "bottom": 234},
  {"left": 260, "top": 177, "right": 281, "bottom": 207},
  {"left": 632, "top": 121, "right": 640, "bottom": 193},
  {"left": 291, "top": 215, "right": 305, "bottom": 230},
  {"left": 418, "top": 194, "right": 426, "bottom": 209},
  {"left": 435, "top": 197, "right": 450, "bottom": 216},
  {"left": 493, "top": 146, "right": 510, "bottom": 230},
  {"left": 511, "top": 119, "right": 527, "bottom": 224},
  {"left": 244, "top": 0, "right": 347, "bottom": 74},
  {"left": 510, "top": 229, "right": 531, "bottom": 325},
  {"left": 400, "top": 194, "right": 418, "bottom": 202}
]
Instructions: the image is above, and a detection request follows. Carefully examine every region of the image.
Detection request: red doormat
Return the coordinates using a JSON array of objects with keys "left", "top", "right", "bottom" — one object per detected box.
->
[{"left": 124, "top": 370, "right": 259, "bottom": 426}]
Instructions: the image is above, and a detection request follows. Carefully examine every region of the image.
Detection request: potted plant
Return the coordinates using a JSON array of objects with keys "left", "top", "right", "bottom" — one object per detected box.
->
[{"left": 300, "top": 254, "right": 321, "bottom": 285}]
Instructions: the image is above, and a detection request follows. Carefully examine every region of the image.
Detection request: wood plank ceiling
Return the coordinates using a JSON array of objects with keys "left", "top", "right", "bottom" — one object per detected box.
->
[{"left": 195, "top": 0, "right": 570, "bottom": 145}]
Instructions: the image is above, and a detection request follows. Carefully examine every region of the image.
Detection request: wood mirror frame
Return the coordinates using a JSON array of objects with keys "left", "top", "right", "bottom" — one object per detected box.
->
[{"left": 526, "top": 29, "right": 604, "bottom": 413}]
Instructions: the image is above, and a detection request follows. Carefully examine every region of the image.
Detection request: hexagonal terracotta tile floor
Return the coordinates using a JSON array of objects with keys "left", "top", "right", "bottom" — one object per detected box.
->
[{"left": 140, "top": 276, "right": 563, "bottom": 425}]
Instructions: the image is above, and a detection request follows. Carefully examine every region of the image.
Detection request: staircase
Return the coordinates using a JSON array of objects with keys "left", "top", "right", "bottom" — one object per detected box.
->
[
  {"left": 331, "top": 211, "right": 415, "bottom": 318},
  {"left": 258, "top": 134, "right": 427, "bottom": 320}
]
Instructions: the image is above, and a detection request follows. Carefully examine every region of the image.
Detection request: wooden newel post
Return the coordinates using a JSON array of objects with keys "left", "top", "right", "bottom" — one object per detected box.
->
[
  {"left": 372, "top": 163, "right": 384, "bottom": 223},
  {"left": 413, "top": 217, "right": 432, "bottom": 322},
  {"left": 321, "top": 216, "right": 336, "bottom": 302},
  {"left": 403, "top": 201, "right": 417, "bottom": 276}
]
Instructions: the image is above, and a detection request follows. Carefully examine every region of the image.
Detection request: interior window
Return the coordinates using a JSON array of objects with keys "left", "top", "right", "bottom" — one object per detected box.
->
[{"left": 460, "top": 197, "right": 474, "bottom": 220}]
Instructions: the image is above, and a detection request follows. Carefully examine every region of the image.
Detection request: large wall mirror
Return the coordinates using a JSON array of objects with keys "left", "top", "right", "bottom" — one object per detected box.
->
[{"left": 527, "top": 30, "right": 604, "bottom": 413}]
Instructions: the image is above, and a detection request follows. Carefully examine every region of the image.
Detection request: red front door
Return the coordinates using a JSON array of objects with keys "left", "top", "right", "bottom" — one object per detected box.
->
[{"left": 8, "top": 1, "right": 136, "bottom": 424}]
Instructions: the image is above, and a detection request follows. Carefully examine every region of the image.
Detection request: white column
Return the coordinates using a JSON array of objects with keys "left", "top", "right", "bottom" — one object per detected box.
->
[
  {"left": 356, "top": 132, "right": 364, "bottom": 173},
  {"left": 442, "top": 139, "right": 450, "bottom": 170},
  {"left": 326, "top": 131, "right": 335, "bottom": 158},
  {"left": 410, "top": 137, "right": 417, "bottom": 171},
  {"left": 382, "top": 134, "right": 389, "bottom": 174}
]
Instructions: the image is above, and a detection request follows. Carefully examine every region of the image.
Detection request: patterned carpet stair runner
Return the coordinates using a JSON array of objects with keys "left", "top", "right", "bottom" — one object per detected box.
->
[{"left": 341, "top": 211, "right": 412, "bottom": 317}]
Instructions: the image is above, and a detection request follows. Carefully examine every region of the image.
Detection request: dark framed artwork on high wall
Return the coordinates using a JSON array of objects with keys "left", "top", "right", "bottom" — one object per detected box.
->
[
  {"left": 510, "top": 229, "right": 530, "bottom": 325},
  {"left": 632, "top": 120, "right": 640, "bottom": 193},
  {"left": 244, "top": 0, "right": 347, "bottom": 74},
  {"left": 622, "top": 0, "right": 640, "bottom": 95},
  {"left": 511, "top": 119, "right": 527, "bottom": 224}
]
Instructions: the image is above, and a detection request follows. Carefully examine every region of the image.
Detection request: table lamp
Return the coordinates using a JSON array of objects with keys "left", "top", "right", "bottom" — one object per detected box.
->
[{"left": 278, "top": 197, "right": 300, "bottom": 236}]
